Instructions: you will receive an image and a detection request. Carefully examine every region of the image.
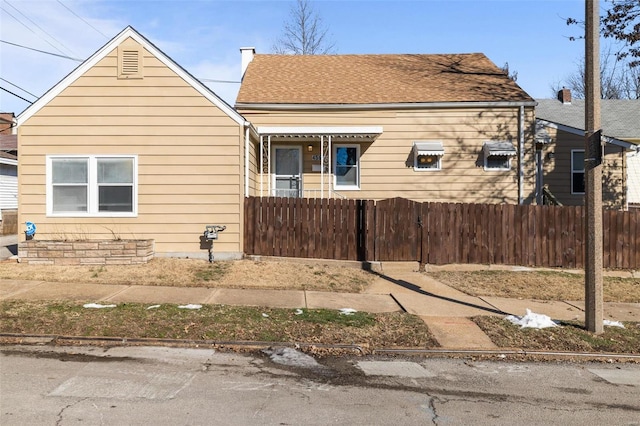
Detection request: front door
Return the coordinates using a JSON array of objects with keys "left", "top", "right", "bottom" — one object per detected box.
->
[{"left": 272, "top": 146, "right": 302, "bottom": 197}]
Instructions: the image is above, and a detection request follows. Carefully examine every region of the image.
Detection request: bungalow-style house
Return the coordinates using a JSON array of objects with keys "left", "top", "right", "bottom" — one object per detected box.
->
[
  {"left": 536, "top": 89, "right": 640, "bottom": 209},
  {"left": 236, "top": 49, "right": 537, "bottom": 204},
  {"left": 0, "top": 113, "right": 18, "bottom": 227},
  {"left": 16, "top": 26, "right": 256, "bottom": 260},
  {"left": 16, "top": 26, "right": 539, "bottom": 262}
]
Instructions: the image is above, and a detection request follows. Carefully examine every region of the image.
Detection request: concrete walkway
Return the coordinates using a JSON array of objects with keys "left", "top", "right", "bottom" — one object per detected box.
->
[{"left": 1, "top": 262, "right": 639, "bottom": 350}]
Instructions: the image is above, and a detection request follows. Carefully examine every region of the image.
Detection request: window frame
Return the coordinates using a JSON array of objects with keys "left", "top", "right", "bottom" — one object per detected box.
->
[
  {"left": 333, "top": 144, "right": 360, "bottom": 190},
  {"left": 46, "top": 155, "right": 138, "bottom": 217},
  {"left": 483, "top": 142, "right": 515, "bottom": 172},
  {"left": 571, "top": 149, "right": 585, "bottom": 195},
  {"left": 413, "top": 141, "right": 444, "bottom": 171}
]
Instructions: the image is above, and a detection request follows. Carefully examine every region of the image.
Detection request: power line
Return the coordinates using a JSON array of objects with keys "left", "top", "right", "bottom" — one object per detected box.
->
[
  {"left": 0, "top": 87, "right": 34, "bottom": 104},
  {"left": 0, "top": 78, "right": 38, "bottom": 99},
  {"left": 56, "top": 0, "right": 108, "bottom": 39},
  {"left": 6, "top": 1, "right": 76, "bottom": 55},
  {"left": 1, "top": 40, "right": 83, "bottom": 61}
]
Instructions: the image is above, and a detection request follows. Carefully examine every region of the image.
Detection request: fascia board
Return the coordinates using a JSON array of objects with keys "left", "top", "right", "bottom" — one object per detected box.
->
[
  {"left": 257, "top": 126, "right": 383, "bottom": 135},
  {"left": 237, "top": 101, "right": 537, "bottom": 110}
]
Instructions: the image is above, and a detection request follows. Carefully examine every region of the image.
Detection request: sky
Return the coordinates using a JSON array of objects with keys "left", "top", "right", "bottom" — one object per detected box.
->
[{"left": 0, "top": 0, "right": 604, "bottom": 116}]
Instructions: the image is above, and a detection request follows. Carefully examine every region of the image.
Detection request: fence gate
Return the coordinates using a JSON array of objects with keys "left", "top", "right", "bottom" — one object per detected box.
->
[{"left": 374, "top": 197, "right": 422, "bottom": 261}]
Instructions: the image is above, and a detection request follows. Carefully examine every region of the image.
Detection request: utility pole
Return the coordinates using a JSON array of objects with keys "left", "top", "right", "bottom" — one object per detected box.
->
[{"left": 584, "top": 0, "right": 603, "bottom": 334}]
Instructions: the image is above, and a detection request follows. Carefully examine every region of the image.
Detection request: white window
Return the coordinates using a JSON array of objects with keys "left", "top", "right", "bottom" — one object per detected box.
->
[
  {"left": 571, "top": 149, "right": 585, "bottom": 194},
  {"left": 47, "top": 155, "right": 137, "bottom": 217},
  {"left": 334, "top": 144, "right": 360, "bottom": 190},
  {"left": 413, "top": 141, "right": 444, "bottom": 171},
  {"left": 483, "top": 141, "right": 516, "bottom": 171}
]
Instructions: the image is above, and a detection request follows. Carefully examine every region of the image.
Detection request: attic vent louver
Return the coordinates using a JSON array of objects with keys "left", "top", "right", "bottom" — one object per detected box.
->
[
  {"left": 118, "top": 45, "right": 143, "bottom": 79},
  {"left": 121, "top": 50, "right": 139, "bottom": 74}
]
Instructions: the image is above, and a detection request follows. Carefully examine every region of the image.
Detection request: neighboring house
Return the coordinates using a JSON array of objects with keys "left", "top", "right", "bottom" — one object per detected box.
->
[
  {"left": 0, "top": 114, "right": 17, "bottom": 223},
  {"left": 236, "top": 50, "right": 537, "bottom": 204},
  {"left": 16, "top": 27, "right": 256, "bottom": 259},
  {"left": 536, "top": 89, "right": 640, "bottom": 209}
]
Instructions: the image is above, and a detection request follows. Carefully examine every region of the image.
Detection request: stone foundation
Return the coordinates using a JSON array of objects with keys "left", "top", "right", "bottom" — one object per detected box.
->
[{"left": 19, "top": 239, "right": 154, "bottom": 265}]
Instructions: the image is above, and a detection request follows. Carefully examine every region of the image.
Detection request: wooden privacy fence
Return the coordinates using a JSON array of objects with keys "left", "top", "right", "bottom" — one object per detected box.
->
[{"left": 244, "top": 196, "right": 640, "bottom": 269}]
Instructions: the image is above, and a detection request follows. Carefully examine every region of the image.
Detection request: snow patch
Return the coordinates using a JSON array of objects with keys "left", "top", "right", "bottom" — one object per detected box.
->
[
  {"left": 83, "top": 303, "right": 116, "bottom": 309},
  {"left": 177, "top": 304, "right": 202, "bottom": 310},
  {"left": 339, "top": 308, "right": 357, "bottom": 316},
  {"left": 294, "top": 309, "right": 304, "bottom": 315},
  {"left": 146, "top": 305, "right": 161, "bottom": 310},
  {"left": 262, "top": 347, "right": 322, "bottom": 369},
  {"left": 603, "top": 319, "right": 625, "bottom": 328},
  {"left": 505, "top": 309, "right": 558, "bottom": 329}
]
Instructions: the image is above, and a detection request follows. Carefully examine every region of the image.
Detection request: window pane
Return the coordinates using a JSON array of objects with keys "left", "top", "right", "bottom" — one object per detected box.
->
[
  {"left": 274, "top": 149, "right": 299, "bottom": 175},
  {"left": 486, "top": 155, "right": 509, "bottom": 169},
  {"left": 52, "top": 159, "right": 87, "bottom": 184},
  {"left": 98, "top": 158, "right": 133, "bottom": 183},
  {"left": 52, "top": 186, "right": 87, "bottom": 212},
  {"left": 99, "top": 186, "right": 133, "bottom": 212},
  {"left": 572, "top": 172, "right": 585, "bottom": 193},
  {"left": 336, "top": 147, "right": 357, "bottom": 166},
  {"left": 417, "top": 155, "right": 439, "bottom": 169},
  {"left": 572, "top": 151, "right": 584, "bottom": 172},
  {"left": 336, "top": 166, "right": 357, "bottom": 185}
]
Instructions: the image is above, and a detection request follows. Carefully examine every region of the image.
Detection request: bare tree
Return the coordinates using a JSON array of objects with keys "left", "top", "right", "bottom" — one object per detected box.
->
[
  {"left": 566, "top": 0, "right": 640, "bottom": 67},
  {"left": 272, "top": 0, "right": 336, "bottom": 54},
  {"left": 550, "top": 46, "right": 639, "bottom": 99},
  {"left": 501, "top": 62, "right": 518, "bottom": 81}
]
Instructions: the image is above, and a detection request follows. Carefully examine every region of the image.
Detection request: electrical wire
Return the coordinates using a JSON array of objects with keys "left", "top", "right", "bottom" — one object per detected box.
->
[
  {"left": 55, "top": 0, "right": 108, "bottom": 39},
  {"left": 5, "top": 1, "right": 76, "bottom": 55},
  {"left": 0, "top": 40, "right": 83, "bottom": 61},
  {"left": 0, "top": 87, "right": 34, "bottom": 104},
  {"left": 0, "top": 78, "right": 38, "bottom": 99}
]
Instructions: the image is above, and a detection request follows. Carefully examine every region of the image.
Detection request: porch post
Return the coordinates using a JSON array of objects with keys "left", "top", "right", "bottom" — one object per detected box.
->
[
  {"left": 328, "top": 135, "right": 333, "bottom": 196},
  {"left": 259, "top": 136, "right": 264, "bottom": 197},
  {"left": 267, "top": 135, "right": 272, "bottom": 196},
  {"left": 320, "top": 135, "right": 324, "bottom": 199}
]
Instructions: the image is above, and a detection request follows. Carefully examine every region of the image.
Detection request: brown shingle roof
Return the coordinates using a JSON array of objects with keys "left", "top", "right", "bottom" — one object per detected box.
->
[
  {"left": 236, "top": 53, "right": 533, "bottom": 105},
  {"left": 0, "top": 135, "right": 17, "bottom": 151}
]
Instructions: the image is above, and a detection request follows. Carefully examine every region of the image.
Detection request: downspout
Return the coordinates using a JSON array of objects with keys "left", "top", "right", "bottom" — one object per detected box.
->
[
  {"left": 328, "top": 135, "right": 333, "bottom": 196},
  {"left": 518, "top": 105, "right": 525, "bottom": 205},
  {"left": 244, "top": 124, "right": 250, "bottom": 198}
]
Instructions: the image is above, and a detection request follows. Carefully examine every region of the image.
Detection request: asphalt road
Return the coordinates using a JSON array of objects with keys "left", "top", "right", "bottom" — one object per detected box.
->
[{"left": 1, "top": 344, "right": 639, "bottom": 425}]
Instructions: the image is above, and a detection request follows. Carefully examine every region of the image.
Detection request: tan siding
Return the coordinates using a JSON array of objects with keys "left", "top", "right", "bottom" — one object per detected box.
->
[
  {"left": 241, "top": 106, "right": 536, "bottom": 204},
  {"left": 542, "top": 128, "right": 625, "bottom": 208},
  {"left": 18, "top": 37, "right": 244, "bottom": 257}
]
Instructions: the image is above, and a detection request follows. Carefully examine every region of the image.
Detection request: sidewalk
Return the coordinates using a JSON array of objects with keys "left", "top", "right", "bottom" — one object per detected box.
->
[{"left": 1, "top": 262, "right": 639, "bottom": 350}]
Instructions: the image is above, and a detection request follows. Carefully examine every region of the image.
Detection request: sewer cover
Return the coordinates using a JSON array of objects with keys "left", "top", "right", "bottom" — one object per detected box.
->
[{"left": 357, "top": 361, "right": 436, "bottom": 378}]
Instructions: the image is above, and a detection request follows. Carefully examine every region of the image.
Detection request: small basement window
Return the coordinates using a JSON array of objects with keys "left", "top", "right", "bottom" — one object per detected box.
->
[
  {"left": 483, "top": 141, "right": 516, "bottom": 171},
  {"left": 413, "top": 141, "right": 444, "bottom": 171}
]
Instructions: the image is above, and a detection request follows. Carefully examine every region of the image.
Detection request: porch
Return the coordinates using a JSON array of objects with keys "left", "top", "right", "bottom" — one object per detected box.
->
[{"left": 254, "top": 126, "right": 382, "bottom": 198}]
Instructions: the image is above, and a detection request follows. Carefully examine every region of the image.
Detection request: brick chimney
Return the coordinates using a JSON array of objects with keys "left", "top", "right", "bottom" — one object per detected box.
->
[{"left": 557, "top": 88, "right": 572, "bottom": 105}]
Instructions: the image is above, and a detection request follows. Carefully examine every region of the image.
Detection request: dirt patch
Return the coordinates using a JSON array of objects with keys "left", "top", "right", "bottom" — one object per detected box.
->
[
  {"left": 0, "top": 258, "right": 373, "bottom": 293},
  {"left": 426, "top": 270, "right": 640, "bottom": 303}
]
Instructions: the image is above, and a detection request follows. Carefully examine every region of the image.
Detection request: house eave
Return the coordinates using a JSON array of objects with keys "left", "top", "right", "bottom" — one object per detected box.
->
[
  {"left": 236, "top": 101, "right": 538, "bottom": 111},
  {"left": 537, "top": 119, "right": 640, "bottom": 152}
]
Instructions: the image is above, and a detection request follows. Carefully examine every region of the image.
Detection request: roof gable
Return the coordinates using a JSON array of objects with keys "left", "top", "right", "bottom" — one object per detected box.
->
[
  {"left": 236, "top": 53, "right": 534, "bottom": 106},
  {"left": 17, "top": 26, "right": 246, "bottom": 126}
]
